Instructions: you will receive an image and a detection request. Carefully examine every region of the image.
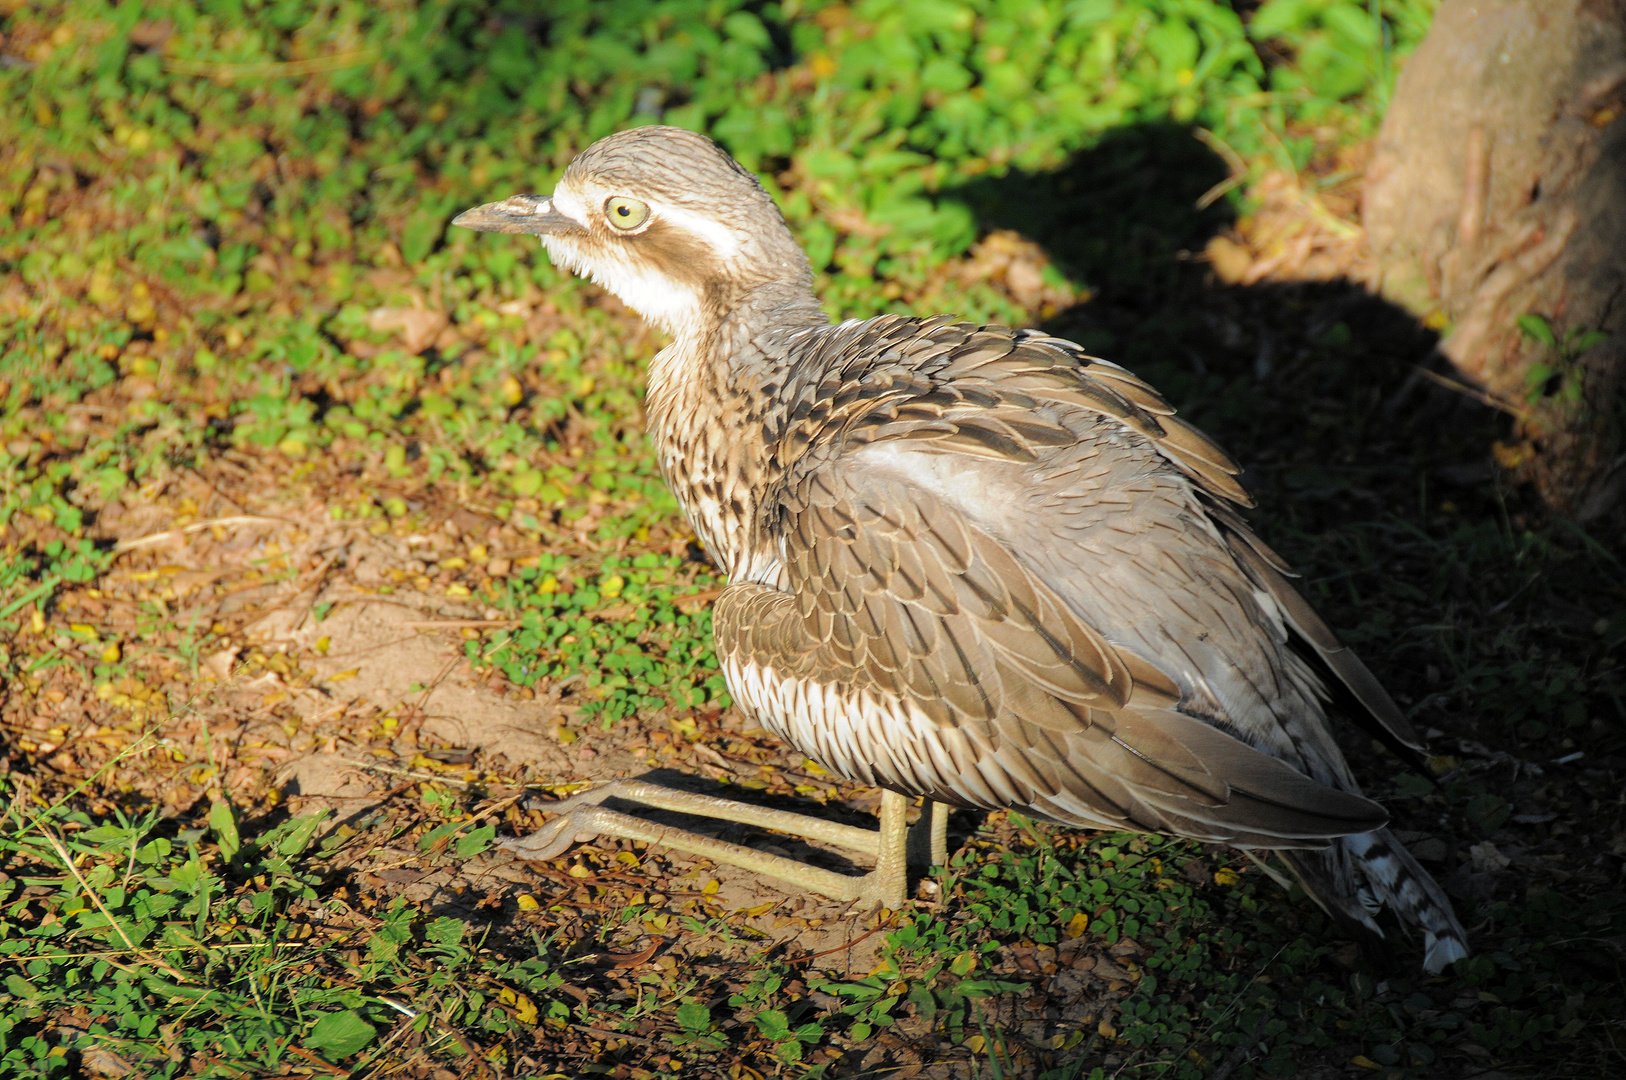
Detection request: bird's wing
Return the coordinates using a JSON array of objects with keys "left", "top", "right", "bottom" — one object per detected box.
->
[
  {"left": 776, "top": 318, "right": 1420, "bottom": 774},
  {"left": 715, "top": 459, "right": 1388, "bottom": 847},
  {"left": 1211, "top": 505, "right": 1427, "bottom": 763},
  {"left": 773, "top": 316, "right": 1253, "bottom": 508}
]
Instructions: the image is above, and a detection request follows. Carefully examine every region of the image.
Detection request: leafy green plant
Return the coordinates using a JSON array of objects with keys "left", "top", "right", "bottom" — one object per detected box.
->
[
  {"left": 1516, "top": 312, "right": 1610, "bottom": 405},
  {"left": 1249, "top": 0, "right": 1438, "bottom": 110}
]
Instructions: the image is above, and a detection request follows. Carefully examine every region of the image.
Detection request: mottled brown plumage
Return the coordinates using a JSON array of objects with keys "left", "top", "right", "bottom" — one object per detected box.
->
[{"left": 454, "top": 127, "right": 1468, "bottom": 971}]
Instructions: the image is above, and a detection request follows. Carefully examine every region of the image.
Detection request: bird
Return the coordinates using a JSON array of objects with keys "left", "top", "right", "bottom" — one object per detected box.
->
[{"left": 452, "top": 125, "right": 1469, "bottom": 972}]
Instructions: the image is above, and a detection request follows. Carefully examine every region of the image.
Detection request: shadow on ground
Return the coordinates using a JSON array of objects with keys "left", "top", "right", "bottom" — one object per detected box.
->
[{"left": 936, "top": 121, "right": 1626, "bottom": 1078}]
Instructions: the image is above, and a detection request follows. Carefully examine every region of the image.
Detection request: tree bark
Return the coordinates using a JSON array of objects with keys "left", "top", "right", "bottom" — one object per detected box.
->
[{"left": 1364, "top": 0, "right": 1626, "bottom": 518}]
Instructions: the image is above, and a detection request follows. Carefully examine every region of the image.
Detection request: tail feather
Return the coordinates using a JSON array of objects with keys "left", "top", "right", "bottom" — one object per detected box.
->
[{"left": 1283, "top": 828, "right": 1468, "bottom": 974}]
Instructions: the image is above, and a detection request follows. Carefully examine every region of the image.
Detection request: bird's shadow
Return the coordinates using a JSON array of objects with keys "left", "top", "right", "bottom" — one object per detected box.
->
[{"left": 945, "top": 120, "right": 1505, "bottom": 536}]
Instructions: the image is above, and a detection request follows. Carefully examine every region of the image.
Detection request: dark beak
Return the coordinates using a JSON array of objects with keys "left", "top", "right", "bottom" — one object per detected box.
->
[{"left": 452, "top": 194, "right": 577, "bottom": 235}]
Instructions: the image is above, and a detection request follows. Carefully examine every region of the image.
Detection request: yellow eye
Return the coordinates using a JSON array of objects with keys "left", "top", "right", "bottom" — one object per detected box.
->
[{"left": 604, "top": 196, "right": 649, "bottom": 231}]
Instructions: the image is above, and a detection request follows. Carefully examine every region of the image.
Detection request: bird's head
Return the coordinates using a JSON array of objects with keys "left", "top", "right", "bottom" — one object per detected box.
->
[{"left": 453, "top": 127, "right": 811, "bottom": 339}]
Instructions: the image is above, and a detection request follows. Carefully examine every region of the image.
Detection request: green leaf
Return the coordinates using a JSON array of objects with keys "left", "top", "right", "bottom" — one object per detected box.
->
[
  {"left": 1324, "top": 3, "right": 1382, "bottom": 48},
  {"left": 274, "top": 812, "right": 329, "bottom": 857},
  {"left": 1464, "top": 793, "right": 1511, "bottom": 835},
  {"left": 209, "top": 798, "right": 240, "bottom": 863},
  {"left": 1144, "top": 20, "right": 1199, "bottom": 74},
  {"left": 454, "top": 824, "right": 496, "bottom": 857},
  {"left": 425, "top": 917, "right": 465, "bottom": 946},
  {"left": 1250, "top": 0, "right": 1321, "bottom": 38},
  {"left": 418, "top": 820, "right": 464, "bottom": 851},
  {"left": 1569, "top": 329, "right": 1610, "bottom": 354},
  {"left": 676, "top": 1001, "right": 711, "bottom": 1032},
  {"left": 305, "top": 1010, "right": 376, "bottom": 1060},
  {"left": 754, "top": 1008, "right": 792, "bottom": 1040},
  {"left": 1516, "top": 313, "right": 1557, "bottom": 347},
  {"left": 722, "top": 11, "right": 771, "bottom": 50}
]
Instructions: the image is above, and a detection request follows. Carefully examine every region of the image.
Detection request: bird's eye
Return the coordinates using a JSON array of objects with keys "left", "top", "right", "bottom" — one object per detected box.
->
[{"left": 604, "top": 196, "right": 650, "bottom": 231}]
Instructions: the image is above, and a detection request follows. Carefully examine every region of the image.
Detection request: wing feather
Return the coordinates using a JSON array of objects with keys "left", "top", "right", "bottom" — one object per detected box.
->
[{"left": 714, "top": 459, "right": 1388, "bottom": 848}]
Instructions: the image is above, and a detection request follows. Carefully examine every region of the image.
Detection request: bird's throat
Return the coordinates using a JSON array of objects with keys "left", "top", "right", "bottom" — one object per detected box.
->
[{"left": 642, "top": 283, "right": 824, "bottom": 585}]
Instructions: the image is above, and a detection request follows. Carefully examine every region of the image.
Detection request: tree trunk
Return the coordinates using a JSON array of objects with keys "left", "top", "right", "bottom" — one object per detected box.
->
[{"left": 1364, "top": 0, "right": 1626, "bottom": 518}]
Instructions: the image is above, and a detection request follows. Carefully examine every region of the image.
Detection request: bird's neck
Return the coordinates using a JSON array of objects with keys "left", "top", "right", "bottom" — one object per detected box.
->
[{"left": 644, "top": 279, "right": 827, "bottom": 582}]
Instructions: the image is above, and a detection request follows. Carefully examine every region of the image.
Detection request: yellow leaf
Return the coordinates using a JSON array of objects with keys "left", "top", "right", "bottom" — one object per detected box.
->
[
  {"left": 1351, "top": 1056, "right": 1380, "bottom": 1070},
  {"left": 645, "top": 913, "right": 670, "bottom": 931},
  {"left": 1214, "top": 867, "right": 1241, "bottom": 886},
  {"left": 555, "top": 727, "right": 578, "bottom": 744},
  {"left": 1064, "top": 912, "right": 1090, "bottom": 938},
  {"left": 1098, "top": 1019, "right": 1117, "bottom": 1039},
  {"left": 329, "top": 668, "right": 360, "bottom": 682},
  {"left": 501, "top": 375, "right": 524, "bottom": 406},
  {"left": 567, "top": 864, "right": 592, "bottom": 879},
  {"left": 446, "top": 584, "right": 471, "bottom": 597},
  {"left": 100, "top": 643, "right": 121, "bottom": 663},
  {"left": 469, "top": 544, "right": 489, "bottom": 563},
  {"left": 701, "top": 879, "right": 720, "bottom": 895},
  {"left": 1492, "top": 441, "right": 1530, "bottom": 470},
  {"left": 69, "top": 623, "right": 96, "bottom": 636},
  {"left": 512, "top": 993, "right": 537, "bottom": 1025},
  {"left": 965, "top": 1034, "right": 986, "bottom": 1053},
  {"left": 439, "top": 557, "right": 467, "bottom": 570},
  {"left": 516, "top": 893, "right": 540, "bottom": 910},
  {"left": 315, "top": 637, "right": 331, "bottom": 655},
  {"left": 616, "top": 851, "right": 639, "bottom": 866}
]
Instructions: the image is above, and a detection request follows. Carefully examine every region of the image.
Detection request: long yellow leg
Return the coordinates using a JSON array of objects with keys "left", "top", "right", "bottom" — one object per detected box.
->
[
  {"left": 907, "top": 799, "right": 951, "bottom": 868},
  {"left": 500, "top": 779, "right": 915, "bottom": 908}
]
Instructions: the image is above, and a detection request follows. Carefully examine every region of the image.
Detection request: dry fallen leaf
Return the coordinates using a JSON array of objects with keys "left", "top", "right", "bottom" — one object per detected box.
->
[
  {"left": 203, "top": 646, "right": 240, "bottom": 682},
  {"left": 367, "top": 305, "right": 448, "bottom": 354}
]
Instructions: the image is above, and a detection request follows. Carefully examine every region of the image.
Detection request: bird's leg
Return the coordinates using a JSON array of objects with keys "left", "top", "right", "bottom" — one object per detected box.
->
[
  {"left": 500, "top": 779, "right": 913, "bottom": 909},
  {"left": 865, "top": 788, "right": 910, "bottom": 907},
  {"left": 906, "top": 799, "right": 951, "bottom": 869},
  {"left": 519, "top": 778, "right": 880, "bottom": 852}
]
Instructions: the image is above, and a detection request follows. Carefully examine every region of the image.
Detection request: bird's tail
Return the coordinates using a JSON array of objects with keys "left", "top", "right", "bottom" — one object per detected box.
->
[{"left": 1282, "top": 827, "right": 1468, "bottom": 974}]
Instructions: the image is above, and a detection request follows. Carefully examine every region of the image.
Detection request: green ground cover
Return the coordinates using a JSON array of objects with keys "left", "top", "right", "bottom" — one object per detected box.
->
[{"left": 3, "top": 0, "right": 1625, "bottom": 1077}]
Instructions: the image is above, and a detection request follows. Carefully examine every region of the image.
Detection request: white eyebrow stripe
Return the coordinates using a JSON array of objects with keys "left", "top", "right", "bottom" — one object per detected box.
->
[{"left": 652, "top": 203, "right": 743, "bottom": 258}]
